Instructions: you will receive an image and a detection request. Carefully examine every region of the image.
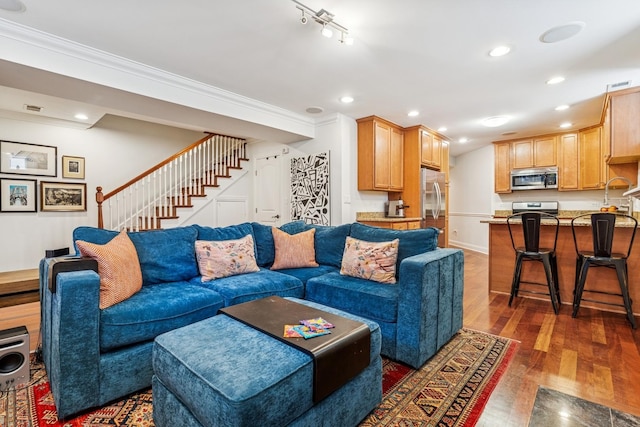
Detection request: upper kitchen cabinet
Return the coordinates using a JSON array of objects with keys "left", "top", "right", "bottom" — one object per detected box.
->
[
  {"left": 609, "top": 88, "right": 640, "bottom": 164},
  {"left": 404, "top": 126, "right": 442, "bottom": 169},
  {"left": 357, "top": 116, "right": 404, "bottom": 191},
  {"left": 511, "top": 137, "right": 557, "bottom": 169},
  {"left": 494, "top": 142, "right": 511, "bottom": 193},
  {"left": 557, "top": 133, "right": 579, "bottom": 191},
  {"left": 579, "top": 126, "right": 604, "bottom": 190}
]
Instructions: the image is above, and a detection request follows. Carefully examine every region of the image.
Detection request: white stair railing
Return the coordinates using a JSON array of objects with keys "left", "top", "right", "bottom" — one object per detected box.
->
[{"left": 96, "top": 134, "right": 246, "bottom": 231}]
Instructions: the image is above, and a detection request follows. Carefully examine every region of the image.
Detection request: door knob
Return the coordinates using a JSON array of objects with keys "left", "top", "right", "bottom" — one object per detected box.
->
[{"left": 272, "top": 214, "right": 280, "bottom": 219}]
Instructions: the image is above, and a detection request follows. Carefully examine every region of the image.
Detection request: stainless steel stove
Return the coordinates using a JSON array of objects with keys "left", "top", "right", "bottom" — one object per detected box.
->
[{"left": 512, "top": 201, "right": 559, "bottom": 215}]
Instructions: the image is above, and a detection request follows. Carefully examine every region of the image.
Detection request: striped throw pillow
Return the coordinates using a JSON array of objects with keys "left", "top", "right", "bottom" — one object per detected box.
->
[
  {"left": 270, "top": 227, "right": 319, "bottom": 270},
  {"left": 76, "top": 230, "right": 143, "bottom": 309}
]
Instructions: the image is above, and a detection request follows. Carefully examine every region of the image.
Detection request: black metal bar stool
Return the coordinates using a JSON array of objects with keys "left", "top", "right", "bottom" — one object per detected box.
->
[
  {"left": 507, "top": 211, "right": 561, "bottom": 314},
  {"left": 571, "top": 212, "right": 638, "bottom": 329}
]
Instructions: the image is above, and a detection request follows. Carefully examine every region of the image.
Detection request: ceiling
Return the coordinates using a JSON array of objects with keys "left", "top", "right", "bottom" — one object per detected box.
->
[{"left": 0, "top": 0, "right": 639, "bottom": 157}]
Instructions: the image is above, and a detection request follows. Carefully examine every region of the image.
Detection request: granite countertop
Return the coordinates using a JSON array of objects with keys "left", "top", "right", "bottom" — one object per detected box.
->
[
  {"left": 484, "top": 210, "right": 638, "bottom": 227},
  {"left": 356, "top": 212, "right": 422, "bottom": 222}
]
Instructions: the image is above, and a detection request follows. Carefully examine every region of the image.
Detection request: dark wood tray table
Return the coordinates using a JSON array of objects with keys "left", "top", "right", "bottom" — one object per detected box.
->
[{"left": 219, "top": 296, "right": 371, "bottom": 402}]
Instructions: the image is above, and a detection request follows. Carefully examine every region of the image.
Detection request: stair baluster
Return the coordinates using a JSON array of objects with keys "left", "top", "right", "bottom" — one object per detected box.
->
[{"left": 96, "top": 134, "right": 247, "bottom": 230}]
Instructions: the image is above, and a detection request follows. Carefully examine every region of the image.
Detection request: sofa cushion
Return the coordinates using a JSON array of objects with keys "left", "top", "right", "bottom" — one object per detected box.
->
[
  {"left": 250, "top": 221, "right": 309, "bottom": 267},
  {"left": 340, "top": 236, "right": 399, "bottom": 284},
  {"left": 349, "top": 223, "right": 438, "bottom": 271},
  {"left": 305, "top": 272, "right": 399, "bottom": 324},
  {"left": 73, "top": 226, "right": 199, "bottom": 286},
  {"left": 76, "top": 230, "right": 143, "bottom": 309},
  {"left": 271, "top": 227, "right": 318, "bottom": 270},
  {"left": 195, "top": 235, "right": 260, "bottom": 281},
  {"left": 309, "top": 223, "right": 352, "bottom": 267},
  {"left": 273, "top": 264, "right": 338, "bottom": 285},
  {"left": 193, "top": 223, "right": 254, "bottom": 242},
  {"left": 99, "top": 281, "right": 223, "bottom": 352},
  {"left": 192, "top": 268, "right": 304, "bottom": 306},
  {"left": 127, "top": 227, "right": 199, "bottom": 285}
]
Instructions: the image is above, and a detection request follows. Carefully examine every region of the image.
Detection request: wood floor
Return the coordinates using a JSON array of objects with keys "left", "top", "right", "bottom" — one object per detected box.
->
[{"left": 463, "top": 249, "right": 640, "bottom": 426}]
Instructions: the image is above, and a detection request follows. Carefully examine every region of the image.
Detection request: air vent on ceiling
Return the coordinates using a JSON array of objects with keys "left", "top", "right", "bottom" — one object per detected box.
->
[
  {"left": 607, "top": 80, "right": 632, "bottom": 92},
  {"left": 24, "top": 104, "right": 43, "bottom": 112}
]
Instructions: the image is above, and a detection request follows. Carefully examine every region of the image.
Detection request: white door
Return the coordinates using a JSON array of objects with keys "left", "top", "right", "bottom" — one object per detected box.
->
[{"left": 254, "top": 156, "right": 282, "bottom": 226}]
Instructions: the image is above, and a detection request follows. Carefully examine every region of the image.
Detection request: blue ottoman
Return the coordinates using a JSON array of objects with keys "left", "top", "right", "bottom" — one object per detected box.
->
[{"left": 152, "top": 298, "right": 382, "bottom": 427}]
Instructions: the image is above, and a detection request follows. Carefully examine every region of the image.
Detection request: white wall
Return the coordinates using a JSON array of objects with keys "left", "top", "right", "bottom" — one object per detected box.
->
[
  {"left": 448, "top": 145, "right": 494, "bottom": 253},
  {"left": 247, "top": 113, "right": 387, "bottom": 227},
  {"left": 0, "top": 114, "right": 203, "bottom": 272}
]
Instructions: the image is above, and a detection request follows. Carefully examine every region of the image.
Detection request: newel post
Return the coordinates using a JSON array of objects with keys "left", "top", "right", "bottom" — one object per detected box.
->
[{"left": 96, "top": 186, "right": 104, "bottom": 229}]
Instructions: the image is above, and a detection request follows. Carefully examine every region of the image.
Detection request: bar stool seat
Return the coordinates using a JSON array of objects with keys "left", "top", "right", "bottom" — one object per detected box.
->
[
  {"left": 507, "top": 211, "right": 561, "bottom": 314},
  {"left": 571, "top": 212, "right": 638, "bottom": 329}
]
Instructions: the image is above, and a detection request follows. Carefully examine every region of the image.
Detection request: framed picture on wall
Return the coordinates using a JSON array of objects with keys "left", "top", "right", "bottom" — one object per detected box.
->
[
  {"left": 0, "top": 178, "right": 37, "bottom": 212},
  {"left": 62, "top": 155, "right": 85, "bottom": 179},
  {"left": 40, "top": 181, "right": 87, "bottom": 212},
  {"left": 0, "top": 140, "right": 57, "bottom": 177}
]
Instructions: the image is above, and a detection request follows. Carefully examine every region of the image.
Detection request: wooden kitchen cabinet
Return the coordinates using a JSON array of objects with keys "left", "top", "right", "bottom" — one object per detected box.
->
[
  {"left": 557, "top": 133, "right": 579, "bottom": 191},
  {"left": 494, "top": 142, "right": 511, "bottom": 193},
  {"left": 358, "top": 220, "right": 421, "bottom": 230},
  {"left": 418, "top": 128, "right": 442, "bottom": 169},
  {"left": 609, "top": 88, "right": 640, "bottom": 164},
  {"left": 511, "top": 137, "right": 556, "bottom": 169},
  {"left": 357, "top": 116, "right": 404, "bottom": 191},
  {"left": 579, "top": 127, "right": 603, "bottom": 190}
]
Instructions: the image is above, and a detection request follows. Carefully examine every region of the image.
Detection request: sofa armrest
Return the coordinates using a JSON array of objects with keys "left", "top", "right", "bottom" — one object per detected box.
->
[
  {"left": 46, "top": 256, "right": 98, "bottom": 292},
  {"left": 395, "top": 248, "right": 464, "bottom": 368},
  {"left": 39, "top": 258, "right": 102, "bottom": 416}
]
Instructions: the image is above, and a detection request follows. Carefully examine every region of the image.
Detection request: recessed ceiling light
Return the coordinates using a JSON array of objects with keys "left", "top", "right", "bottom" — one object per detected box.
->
[
  {"left": 489, "top": 45, "right": 511, "bottom": 57},
  {"left": 482, "top": 116, "right": 510, "bottom": 127},
  {"left": 555, "top": 104, "right": 570, "bottom": 111},
  {"left": 546, "top": 76, "right": 565, "bottom": 85},
  {"left": 438, "top": 127, "right": 447, "bottom": 132},
  {"left": 305, "top": 106, "right": 324, "bottom": 114},
  {"left": 459, "top": 137, "right": 468, "bottom": 143},
  {"left": 75, "top": 113, "right": 89, "bottom": 120},
  {"left": 339, "top": 96, "right": 354, "bottom": 104},
  {"left": 407, "top": 110, "right": 419, "bottom": 117},
  {"left": 540, "top": 22, "right": 586, "bottom": 43},
  {"left": 0, "top": 0, "right": 26, "bottom": 12},
  {"left": 560, "top": 122, "right": 572, "bottom": 128}
]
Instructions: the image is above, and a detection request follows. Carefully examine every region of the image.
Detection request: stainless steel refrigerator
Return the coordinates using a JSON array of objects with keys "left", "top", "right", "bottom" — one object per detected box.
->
[{"left": 421, "top": 168, "right": 446, "bottom": 247}]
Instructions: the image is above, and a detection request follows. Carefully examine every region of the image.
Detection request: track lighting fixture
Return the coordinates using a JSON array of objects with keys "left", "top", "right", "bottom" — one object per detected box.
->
[
  {"left": 321, "top": 24, "right": 333, "bottom": 38},
  {"left": 292, "top": 0, "right": 353, "bottom": 45}
]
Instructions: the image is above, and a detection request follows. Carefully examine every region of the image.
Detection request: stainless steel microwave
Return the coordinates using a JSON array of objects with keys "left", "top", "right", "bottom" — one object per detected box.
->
[{"left": 510, "top": 167, "right": 558, "bottom": 190}]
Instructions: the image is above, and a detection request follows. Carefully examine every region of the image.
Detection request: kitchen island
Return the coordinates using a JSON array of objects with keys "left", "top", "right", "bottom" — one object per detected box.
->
[{"left": 484, "top": 214, "right": 640, "bottom": 317}]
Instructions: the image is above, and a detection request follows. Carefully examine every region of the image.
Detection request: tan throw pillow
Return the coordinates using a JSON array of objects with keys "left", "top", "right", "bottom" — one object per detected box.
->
[
  {"left": 195, "top": 234, "right": 260, "bottom": 281},
  {"left": 270, "top": 227, "right": 319, "bottom": 270},
  {"left": 340, "top": 236, "right": 399, "bottom": 284},
  {"left": 76, "top": 230, "right": 143, "bottom": 309}
]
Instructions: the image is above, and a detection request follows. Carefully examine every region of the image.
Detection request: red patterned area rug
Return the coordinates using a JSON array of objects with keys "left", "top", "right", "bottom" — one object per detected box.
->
[
  {"left": 0, "top": 329, "right": 517, "bottom": 427},
  {"left": 360, "top": 328, "right": 519, "bottom": 426}
]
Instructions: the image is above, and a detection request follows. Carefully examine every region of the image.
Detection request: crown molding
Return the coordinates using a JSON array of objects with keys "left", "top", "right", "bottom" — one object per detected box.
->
[{"left": 0, "top": 18, "right": 315, "bottom": 138}]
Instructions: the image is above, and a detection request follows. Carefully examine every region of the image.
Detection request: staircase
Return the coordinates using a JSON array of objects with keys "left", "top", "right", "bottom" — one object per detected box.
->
[{"left": 96, "top": 133, "right": 247, "bottom": 231}]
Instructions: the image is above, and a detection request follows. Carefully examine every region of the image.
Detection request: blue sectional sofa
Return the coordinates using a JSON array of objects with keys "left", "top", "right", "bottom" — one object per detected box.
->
[{"left": 38, "top": 220, "right": 464, "bottom": 419}]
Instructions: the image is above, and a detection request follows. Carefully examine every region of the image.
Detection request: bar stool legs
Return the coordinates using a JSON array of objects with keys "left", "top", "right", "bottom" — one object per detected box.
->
[
  {"left": 571, "top": 212, "right": 638, "bottom": 329},
  {"left": 508, "top": 252, "right": 561, "bottom": 315}
]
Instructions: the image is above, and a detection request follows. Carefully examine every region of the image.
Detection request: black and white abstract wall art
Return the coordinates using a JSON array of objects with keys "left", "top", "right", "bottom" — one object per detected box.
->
[{"left": 290, "top": 151, "right": 330, "bottom": 225}]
